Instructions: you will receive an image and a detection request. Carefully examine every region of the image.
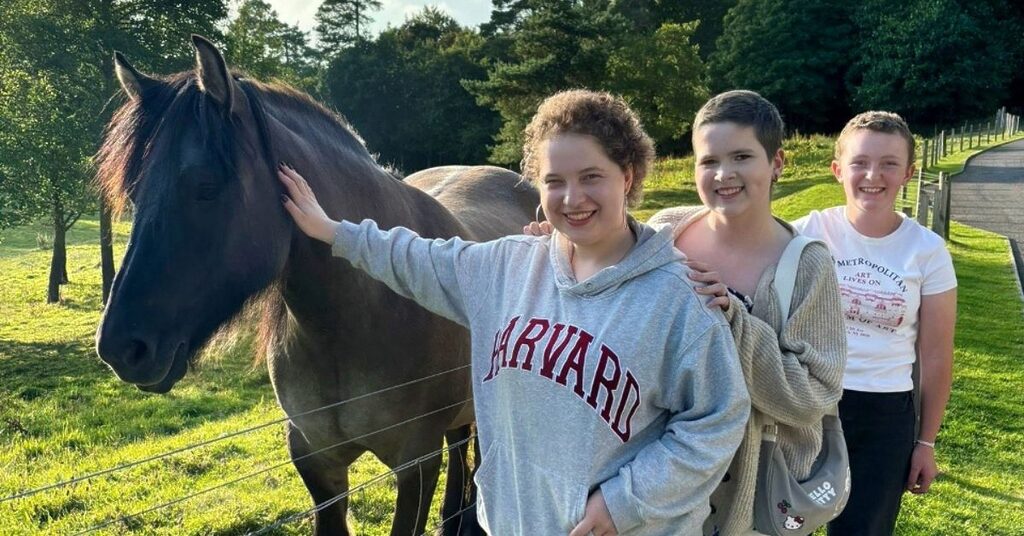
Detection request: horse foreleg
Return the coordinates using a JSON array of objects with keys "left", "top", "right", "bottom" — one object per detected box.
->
[
  {"left": 438, "top": 426, "right": 484, "bottom": 536},
  {"left": 287, "top": 423, "right": 359, "bottom": 536},
  {"left": 384, "top": 438, "right": 445, "bottom": 536}
]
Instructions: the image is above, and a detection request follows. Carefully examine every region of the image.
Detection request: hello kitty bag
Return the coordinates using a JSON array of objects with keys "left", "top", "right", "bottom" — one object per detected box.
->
[{"left": 752, "top": 235, "right": 851, "bottom": 536}]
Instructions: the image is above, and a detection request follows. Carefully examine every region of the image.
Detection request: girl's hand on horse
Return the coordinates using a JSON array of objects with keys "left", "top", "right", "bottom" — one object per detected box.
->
[
  {"left": 685, "top": 260, "right": 730, "bottom": 310},
  {"left": 278, "top": 163, "right": 339, "bottom": 244},
  {"left": 522, "top": 220, "right": 554, "bottom": 236},
  {"left": 569, "top": 490, "right": 618, "bottom": 536}
]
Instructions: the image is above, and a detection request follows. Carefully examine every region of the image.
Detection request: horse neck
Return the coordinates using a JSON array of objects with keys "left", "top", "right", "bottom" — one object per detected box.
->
[
  {"left": 262, "top": 111, "right": 412, "bottom": 223},
  {"left": 260, "top": 96, "right": 462, "bottom": 325}
]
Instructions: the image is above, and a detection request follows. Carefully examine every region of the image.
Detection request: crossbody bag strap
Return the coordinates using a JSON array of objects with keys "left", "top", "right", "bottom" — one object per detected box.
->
[{"left": 763, "top": 235, "right": 837, "bottom": 432}]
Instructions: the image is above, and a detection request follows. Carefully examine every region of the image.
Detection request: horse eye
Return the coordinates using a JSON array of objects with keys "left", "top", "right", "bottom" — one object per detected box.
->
[{"left": 195, "top": 182, "right": 221, "bottom": 201}]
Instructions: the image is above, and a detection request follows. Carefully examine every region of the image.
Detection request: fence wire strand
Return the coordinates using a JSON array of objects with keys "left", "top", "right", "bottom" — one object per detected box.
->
[
  {"left": 246, "top": 435, "right": 476, "bottom": 535},
  {"left": 1, "top": 364, "right": 470, "bottom": 504},
  {"left": 73, "top": 398, "right": 472, "bottom": 535},
  {"left": 419, "top": 501, "right": 479, "bottom": 536}
]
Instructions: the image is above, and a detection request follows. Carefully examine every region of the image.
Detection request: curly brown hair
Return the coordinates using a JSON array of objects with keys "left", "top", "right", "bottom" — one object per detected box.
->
[{"left": 521, "top": 90, "right": 655, "bottom": 207}]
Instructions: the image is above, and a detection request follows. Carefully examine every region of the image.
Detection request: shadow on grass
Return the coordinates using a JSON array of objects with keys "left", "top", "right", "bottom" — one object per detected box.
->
[
  {"left": 940, "top": 473, "right": 1024, "bottom": 506},
  {"left": 0, "top": 337, "right": 273, "bottom": 445}
]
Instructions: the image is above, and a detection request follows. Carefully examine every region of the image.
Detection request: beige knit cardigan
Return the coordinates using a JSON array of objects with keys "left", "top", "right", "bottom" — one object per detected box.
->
[{"left": 647, "top": 206, "right": 846, "bottom": 536}]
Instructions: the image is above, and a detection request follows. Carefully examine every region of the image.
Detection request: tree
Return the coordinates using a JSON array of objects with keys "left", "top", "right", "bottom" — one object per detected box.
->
[
  {"left": 224, "top": 0, "right": 319, "bottom": 91},
  {"left": 847, "top": 0, "right": 1020, "bottom": 129},
  {"left": 606, "top": 22, "right": 709, "bottom": 153},
  {"left": 467, "top": 0, "right": 630, "bottom": 165},
  {"left": 0, "top": 0, "right": 228, "bottom": 303},
  {"left": 324, "top": 7, "right": 499, "bottom": 171},
  {"left": 610, "top": 0, "right": 737, "bottom": 59},
  {"left": 710, "top": 0, "right": 854, "bottom": 133},
  {"left": 316, "top": 0, "right": 383, "bottom": 57},
  {"left": 1, "top": 1, "right": 103, "bottom": 302}
]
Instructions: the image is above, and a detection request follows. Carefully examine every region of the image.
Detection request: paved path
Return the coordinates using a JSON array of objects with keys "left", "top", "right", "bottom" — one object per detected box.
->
[{"left": 950, "top": 138, "right": 1024, "bottom": 288}]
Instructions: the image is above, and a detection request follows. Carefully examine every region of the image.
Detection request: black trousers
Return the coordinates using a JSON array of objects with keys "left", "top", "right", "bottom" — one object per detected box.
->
[{"left": 828, "top": 389, "right": 915, "bottom": 536}]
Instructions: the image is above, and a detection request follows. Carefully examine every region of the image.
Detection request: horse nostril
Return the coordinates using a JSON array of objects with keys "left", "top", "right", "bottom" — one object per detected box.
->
[{"left": 124, "top": 338, "right": 151, "bottom": 367}]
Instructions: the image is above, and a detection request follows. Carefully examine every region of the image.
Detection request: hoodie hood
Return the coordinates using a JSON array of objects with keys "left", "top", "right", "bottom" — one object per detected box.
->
[{"left": 550, "top": 217, "right": 683, "bottom": 296}]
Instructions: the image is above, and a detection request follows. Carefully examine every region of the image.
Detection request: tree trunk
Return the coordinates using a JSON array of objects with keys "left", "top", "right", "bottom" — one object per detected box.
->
[
  {"left": 47, "top": 200, "right": 67, "bottom": 303},
  {"left": 98, "top": 1, "right": 118, "bottom": 305},
  {"left": 100, "top": 197, "right": 115, "bottom": 304}
]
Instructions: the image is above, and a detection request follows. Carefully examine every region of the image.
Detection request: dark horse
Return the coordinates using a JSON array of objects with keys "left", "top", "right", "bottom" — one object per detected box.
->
[{"left": 94, "top": 35, "right": 537, "bottom": 535}]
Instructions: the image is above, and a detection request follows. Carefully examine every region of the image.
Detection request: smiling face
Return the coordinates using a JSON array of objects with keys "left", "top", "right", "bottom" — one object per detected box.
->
[
  {"left": 693, "top": 122, "right": 783, "bottom": 219},
  {"left": 832, "top": 129, "right": 914, "bottom": 217},
  {"left": 538, "top": 133, "right": 632, "bottom": 251}
]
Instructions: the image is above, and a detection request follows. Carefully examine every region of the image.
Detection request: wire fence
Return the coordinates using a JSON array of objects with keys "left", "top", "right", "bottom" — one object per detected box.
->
[
  {"left": 0, "top": 363, "right": 470, "bottom": 504},
  {"left": 247, "top": 435, "right": 476, "bottom": 535},
  {"left": 1, "top": 364, "right": 476, "bottom": 534},
  {"left": 68, "top": 397, "right": 473, "bottom": 534}
]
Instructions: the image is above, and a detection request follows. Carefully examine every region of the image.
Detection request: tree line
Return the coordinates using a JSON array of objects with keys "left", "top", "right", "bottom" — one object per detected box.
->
[{"left": 2, "top": 0, "right": 1023, "bottom": 303}]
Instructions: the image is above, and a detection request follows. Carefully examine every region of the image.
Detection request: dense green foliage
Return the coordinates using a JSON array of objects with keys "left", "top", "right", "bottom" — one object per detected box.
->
[
  {"left": 325, "top": 8, "right": 499, "bottom": 170},
  {"left": 711, "top": 0, "right": 1024, "bottom": 133},
  {"left": 710, "top": 0, "right": 854, "bottom": 133},
  {"left": 847, "top": 0, "right": 1021, "bottom": 129},
  {"left": 467, "top": 0, "right": 632, "bottom": 165},
  {"left": 224, "top": 0, "right": 319, "bottom": 91}
]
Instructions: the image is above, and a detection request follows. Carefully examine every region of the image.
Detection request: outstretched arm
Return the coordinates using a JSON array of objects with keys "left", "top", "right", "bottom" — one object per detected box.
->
[{"left": 278, "top": 163, "right": 487, "bottom": 325}]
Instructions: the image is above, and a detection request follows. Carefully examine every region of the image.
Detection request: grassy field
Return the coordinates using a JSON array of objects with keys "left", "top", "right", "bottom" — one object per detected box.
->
[{"left": 1, "top": 134, "right": 1022, "bottom": 534}]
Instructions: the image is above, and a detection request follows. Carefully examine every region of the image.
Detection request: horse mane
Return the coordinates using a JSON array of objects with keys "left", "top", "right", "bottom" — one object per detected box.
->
[
  {"left": 95, "top": 71, "right": 379, "bottom": 218},
  {"left": 95, "top": 70, "right": 386, "bottom": 368}
]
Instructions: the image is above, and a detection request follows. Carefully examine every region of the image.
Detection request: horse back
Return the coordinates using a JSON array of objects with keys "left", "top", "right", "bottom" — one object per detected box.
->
[{"left": 405, "top": 166, "right": 538, "bottom": 241}]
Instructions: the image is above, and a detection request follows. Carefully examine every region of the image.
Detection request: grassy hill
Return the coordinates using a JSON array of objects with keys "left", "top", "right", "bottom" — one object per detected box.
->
[{"left": 1, "top": 134, "right": 1021, "bottom": 534}]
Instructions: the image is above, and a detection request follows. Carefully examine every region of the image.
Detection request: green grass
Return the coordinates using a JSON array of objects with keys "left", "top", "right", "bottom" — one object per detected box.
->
[{"left": 1, "top": 133, "right": 1022, "bottom": 534}]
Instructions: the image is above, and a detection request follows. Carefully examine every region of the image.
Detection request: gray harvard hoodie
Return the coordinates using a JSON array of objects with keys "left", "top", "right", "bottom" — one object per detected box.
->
[{"left": 332, "top": 218, "right": 749, "bottom": 535}]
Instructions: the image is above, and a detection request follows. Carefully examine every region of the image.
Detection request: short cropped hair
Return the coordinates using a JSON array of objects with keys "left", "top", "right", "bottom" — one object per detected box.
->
[
  {"left": 835, "top": 111, "right": 915, "bottom": 165},
  {"left": 694, "top": 90, "right": 785, "bottom": 158},
  {"left": 521, "top": 89, "right": 655, "bottom": 207}
]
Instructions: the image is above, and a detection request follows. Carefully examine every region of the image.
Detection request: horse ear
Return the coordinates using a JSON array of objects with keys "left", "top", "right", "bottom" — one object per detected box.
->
[
  {"left": 114, "top": 52, "right": 157, "bottom": 101},
  {"left": 191, "top": 34, "right": 237, "bottom": 113}
]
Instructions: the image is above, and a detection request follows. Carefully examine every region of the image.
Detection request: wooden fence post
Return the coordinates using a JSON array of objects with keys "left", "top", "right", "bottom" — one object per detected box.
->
[
  {"left": 961, "top": 121, "right": 967, "bottom": 151},
  {"left": 932, "top": 172, "right": 948, "bottom": 238},
  {"left": 922, "top": 138, "right": 929, "bottom": 169},
  {"left": 942, "top": 173, "right": 952, "bottom": 239},
  {"left": 917, "top": 189, "right": 930, "bottom": 225}
]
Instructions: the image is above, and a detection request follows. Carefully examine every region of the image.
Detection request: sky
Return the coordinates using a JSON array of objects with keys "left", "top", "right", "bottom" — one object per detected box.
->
[{"left": 264, "top": 0, "right": 494, "bottom": 37}]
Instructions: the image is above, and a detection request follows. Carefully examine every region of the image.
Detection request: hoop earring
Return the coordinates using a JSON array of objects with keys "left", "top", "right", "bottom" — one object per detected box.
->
[{"left": 535, "top": 203, "right": 544, "bottom": 222}]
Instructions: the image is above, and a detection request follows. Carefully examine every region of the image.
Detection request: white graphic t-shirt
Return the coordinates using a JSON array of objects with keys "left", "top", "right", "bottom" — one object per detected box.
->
[{"left": 792, "top": 207, "right": 957, "bottom": 392}]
